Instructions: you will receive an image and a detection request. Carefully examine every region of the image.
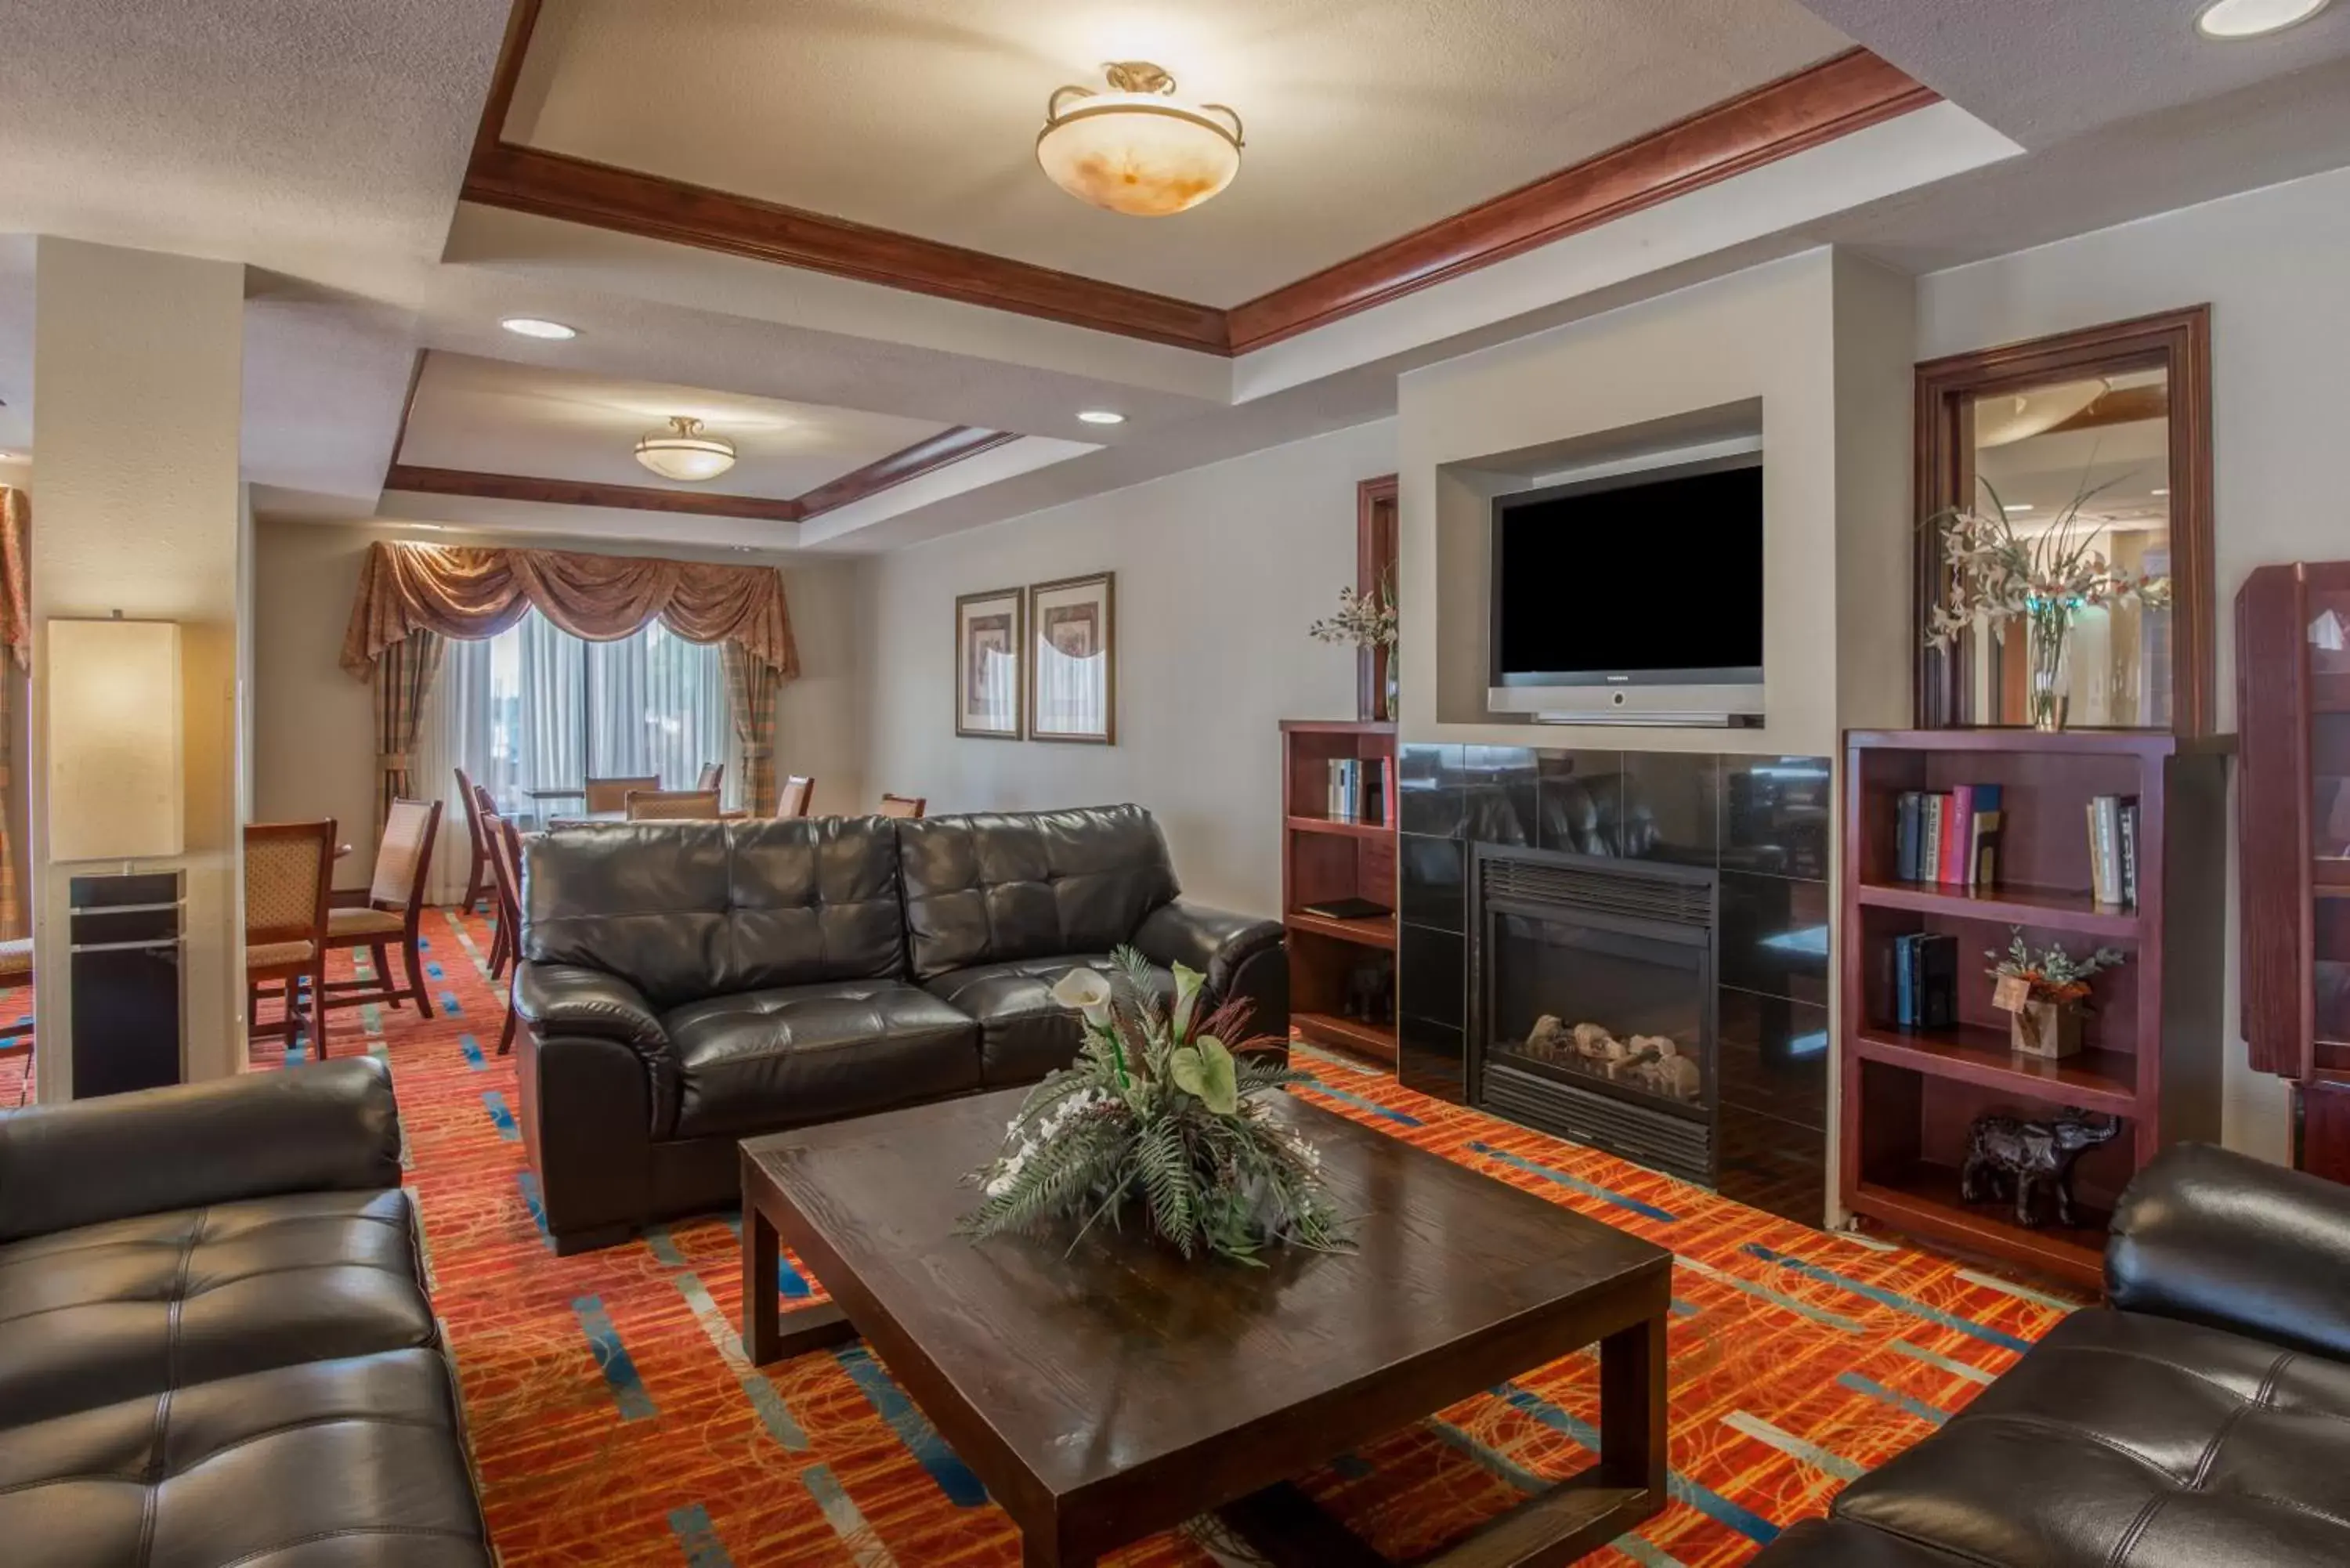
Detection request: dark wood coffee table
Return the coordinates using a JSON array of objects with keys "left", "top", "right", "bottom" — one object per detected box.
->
[{"left": 740, "top": 1088, "right": 1672, "bottom": 1566}]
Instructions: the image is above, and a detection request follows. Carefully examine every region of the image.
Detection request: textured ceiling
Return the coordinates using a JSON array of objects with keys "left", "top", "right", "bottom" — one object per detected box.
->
[
  {"left": 511, "top": 0, "right": 1853, "bottom": 305},
  {"left": 395, "top": 352, "right": 949, "bottom": 497},
  {"left": 1795, "top": 0, "right": 2350, "bottom": 145}
]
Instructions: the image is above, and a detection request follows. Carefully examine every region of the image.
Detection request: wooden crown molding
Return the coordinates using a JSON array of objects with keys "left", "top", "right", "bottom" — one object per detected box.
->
[
  {"left": 464, "top": 6, "right": 1939, "bottom": 359},
  {"left": 383, "top": 425, "right": 1019, "bottom": 526}
]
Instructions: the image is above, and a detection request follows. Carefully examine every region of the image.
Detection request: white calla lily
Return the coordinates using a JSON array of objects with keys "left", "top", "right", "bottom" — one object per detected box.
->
[{"left": 1050, "top": 966, "right": 1115, "bottom": 1025}]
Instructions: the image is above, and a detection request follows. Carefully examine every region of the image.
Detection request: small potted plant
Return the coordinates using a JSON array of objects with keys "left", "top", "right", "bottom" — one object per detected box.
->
[
  {"left": 1986, "top": 928, "right": 2127, "bottom": 1059},
  {"left": 1309, "top": 572, "right": 1399, "bottom": 722}
]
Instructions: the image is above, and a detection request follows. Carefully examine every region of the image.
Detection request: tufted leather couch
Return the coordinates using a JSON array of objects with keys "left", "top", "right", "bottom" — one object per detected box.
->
[
  {"left": 1755, "top": 1142, "right": 2350, "bottom": 1566},
  {"left": 512, "top": 805, "right": 1287, "bottom": 1252},
  {"left": 0, "top": 1058, "right": 492, "bottom": 1566}
]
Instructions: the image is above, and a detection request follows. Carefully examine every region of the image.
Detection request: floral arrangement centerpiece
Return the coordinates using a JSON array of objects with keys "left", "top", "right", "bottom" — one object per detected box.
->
[
  {"left": 960, "top": 949, "right": 1352, "bottom": 1263},
  {"left": 1987, "top": 927, "right": 2128, "bottom": 1060},
  {"left": 1925, "top": 475, "right": 2171, "bottom": 730},
  {"left": 1309, "top": 572, "right": 1399, "bottom": 721}
]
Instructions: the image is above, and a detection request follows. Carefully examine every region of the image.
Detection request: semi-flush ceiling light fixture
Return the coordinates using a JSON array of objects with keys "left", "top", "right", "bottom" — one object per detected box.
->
[
  {"left": 634, "top": 416, "right": 736, "bottom": 482},
  {"left": 2197, "top": 0, "right": 2330, "bottom": 37},
  {"left": 501, "top": 316, "right": 578, "bottom": 340},
  {"left": 1037, "top": 61, "right": 1243, "bottom": 217}
]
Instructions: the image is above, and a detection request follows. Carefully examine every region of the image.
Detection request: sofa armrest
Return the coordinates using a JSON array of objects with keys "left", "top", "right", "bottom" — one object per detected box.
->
[
  {"left": 512, "top": 963, "right": 671, "bottom": 1056},
  {"left": 2107, "top": 1141, "right": 2350, "bottom": 1359},
  {"left": 1133, "top": 900, "right": 1284, "bottom": 999},
  {"left": 0, "top": 1057, "right": 402, "bottom": 1242}
]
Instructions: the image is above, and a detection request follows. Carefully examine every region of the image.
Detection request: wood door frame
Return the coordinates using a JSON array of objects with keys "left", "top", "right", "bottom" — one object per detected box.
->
[{"left": 1913, "top": 305, "right": 2216, "bottom": 735}]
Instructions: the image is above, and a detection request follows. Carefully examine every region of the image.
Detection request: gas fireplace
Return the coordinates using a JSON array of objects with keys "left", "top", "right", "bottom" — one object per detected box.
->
[{"left": 1470, "top": 845, "right": 1719, "bottom": 1186}]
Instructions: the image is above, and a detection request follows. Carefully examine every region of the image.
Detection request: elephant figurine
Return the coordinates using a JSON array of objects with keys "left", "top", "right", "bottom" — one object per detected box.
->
[{"left": 1958, "top": 1107, "right": 2120, "bottom": 1229}]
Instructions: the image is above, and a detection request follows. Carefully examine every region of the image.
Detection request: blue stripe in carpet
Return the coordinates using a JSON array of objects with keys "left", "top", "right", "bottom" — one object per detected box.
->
[
  {"left": 516, "top": 1171, "right": 551, "bottom": 1245},
  {"left": 1741, "top": 1244, "right": 2031, "bottom": 1353},
  {"left": 572, "top": 1295, "right": 657, "bottom": 1420},
  {"left": 1468, "top": 1142, "right": 1680, "bottom": 1223},
  {"left": 1495, "top": 1382, "right": 1779, "bottom": 1546},
  {"left": 483, "top": 1090, "right": 519, "bottom": 1141},
  {"left": 459, "top": 1032, "right": 486, "bottom": 1070},
  {"left": 1838, "top": 1371, "right": 1949, "bottom": 1426},
  {"left": 1297, "top": 1077, "right": 1424, "bottom": 1126},
  {"left": 667, "top": 1505, "right": 735, "bottom": 1567},
  {"left": 833, "top": 1344, "right": 986, "bottom": 1506}
]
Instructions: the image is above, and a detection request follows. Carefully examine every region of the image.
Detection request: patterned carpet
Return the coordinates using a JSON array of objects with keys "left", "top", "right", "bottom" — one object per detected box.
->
[{"left": 70, "top": 911, "right": 2074, "bottom": 1565}]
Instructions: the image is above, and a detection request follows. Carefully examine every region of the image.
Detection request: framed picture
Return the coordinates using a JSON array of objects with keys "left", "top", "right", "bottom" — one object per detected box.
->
[
  {"left": 955, "top": 587, "right": 1024, "bottom": 739},
  {"left": 1028, "top": 572, "right": 1115, "bottom": 744}
]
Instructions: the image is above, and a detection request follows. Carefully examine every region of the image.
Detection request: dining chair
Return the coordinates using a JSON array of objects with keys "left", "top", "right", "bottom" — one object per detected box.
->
[
  {"left": 486, "top": 815, "right": 527, "bottom": 1055},
  {"left": 244, "top": 819, "right": 335, "bottom": 1058},
  {"left": 584, "top": 775, "right": 660, "bottom": 814},
  {"left": 696, "top": 761, "right": 725, "bottom": 794},
  {"left": 777, "top": 775, "right": 815, "bottom": 818},
  {"left": 324, "top": 797, "right": 443, "bottom": 1021},
  {"left": 627, "top": 789, "right": 722, "bottom": 821},
  {"left": 877, "top": 793, "right": 927, "bottom": 819},
  {"left": 454, "top": 767, "right": 495, "bottom": 915}
]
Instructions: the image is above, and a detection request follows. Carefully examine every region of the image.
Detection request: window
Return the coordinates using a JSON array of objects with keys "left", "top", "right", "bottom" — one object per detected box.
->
[{"left": 418, "top": 613, "right": 737, "bottom": 889}]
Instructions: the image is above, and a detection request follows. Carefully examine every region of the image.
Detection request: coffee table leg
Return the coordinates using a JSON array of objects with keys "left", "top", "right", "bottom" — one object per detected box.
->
[
  {"left": 1600, "top": 1310, "right": 1668, "bottom": 1493},
  {"left": 744, "top": 1202, "right": 782, "bottom": 1363}
]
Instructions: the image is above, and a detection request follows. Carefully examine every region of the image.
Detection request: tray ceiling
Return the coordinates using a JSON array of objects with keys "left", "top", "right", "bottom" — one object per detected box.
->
[{"left": 506, "top": 0, "right": 1855, "bottom": 306}]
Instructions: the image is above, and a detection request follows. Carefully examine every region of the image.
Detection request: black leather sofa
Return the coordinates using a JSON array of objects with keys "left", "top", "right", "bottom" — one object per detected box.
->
[
  {"left": 512, "top": 804, "right": 1287, "bottom": 1253},
  {"left": 1756, "top": 1143, "right": 2350, "bottom": 1565},
  {"left": 0, "top": 1059, "right": 493, "bottom": 1566}
]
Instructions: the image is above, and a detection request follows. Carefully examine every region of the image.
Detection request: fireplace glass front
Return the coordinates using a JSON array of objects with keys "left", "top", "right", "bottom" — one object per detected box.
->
[{"left": 1488, "top": 912, "right": 1709, "bottom": 1113}]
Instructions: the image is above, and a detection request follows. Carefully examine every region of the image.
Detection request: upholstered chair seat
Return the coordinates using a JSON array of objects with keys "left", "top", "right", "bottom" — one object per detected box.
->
[{"left": 327, "top": 906, "right": 405, "bottom": 938}]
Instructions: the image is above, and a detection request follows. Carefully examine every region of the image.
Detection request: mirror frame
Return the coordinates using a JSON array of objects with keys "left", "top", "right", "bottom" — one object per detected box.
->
[{"left": 1913, "top": 305, "right": 2214, "bottom": 735}]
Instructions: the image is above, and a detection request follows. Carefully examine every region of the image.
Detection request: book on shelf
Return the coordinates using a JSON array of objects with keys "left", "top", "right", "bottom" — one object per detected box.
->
[
  {"left": 1322, "top": 757, "right": 1391, "bottom": 826},
  {"left": 1889, "top": 931, "right": 1958, "bottom": 1029},
  {"left": 2085, "top": 794, "right": 2138, "bottom": 907},
  {"left": 1894, "top": 786, "right": 2003, "bottom": 888},
  {"left": 1300, "top": 895, "right": 1391, "bottom": 922}
]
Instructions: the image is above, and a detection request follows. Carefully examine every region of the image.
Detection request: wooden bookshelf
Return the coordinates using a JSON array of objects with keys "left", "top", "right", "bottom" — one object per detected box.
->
[
  {"left": 1281, "top": 718, "right": 1397, "bottom": 1067},
  {"left": 1840, "top": 728, "right": 2229, "bottom": 1289}
]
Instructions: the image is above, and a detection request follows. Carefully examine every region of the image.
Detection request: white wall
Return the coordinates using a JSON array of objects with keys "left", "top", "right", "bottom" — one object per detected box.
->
[
  {"left": 250, "top": 520, "right": 866, "bottom": 880},
  {"left": 861, "top": 420, "right": 1394, "bottom": 917},
  {"left": 1918, "top": 162, "right": 2350, "bottom": 1164}
]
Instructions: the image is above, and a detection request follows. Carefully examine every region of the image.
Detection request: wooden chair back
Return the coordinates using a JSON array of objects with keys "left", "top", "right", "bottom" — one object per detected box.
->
[
  {"left": 626, "top": 789, "right": 723, "bottom": 822},
  {"left": 244, "top": 819, "right": 335, "bottom": 948},
  {"left": 454, "top": 766, "right": 488, "bottom": 854},
  {"left": 584, "top": 775, "right": 660, "bottom": 814},
  {"left": 777, "top": 775, "right": 815, "bottom": 818},
  {"left": 696, "top": 761, "right": 725, "bottom": 793},
  {"left": 877, "top": 794, "right": 927, "bottom": 819},
  {"left": 483, "top": 813, "right": 525, "bottom": 936},
  {"left": 368, "top": 797, "right": 443, "bottom": 918}
]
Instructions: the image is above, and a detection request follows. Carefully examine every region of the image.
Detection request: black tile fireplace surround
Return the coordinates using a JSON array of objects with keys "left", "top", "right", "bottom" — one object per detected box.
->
[{"left": 1395, "top": 746, "right": 1831, "bottom": 1226}]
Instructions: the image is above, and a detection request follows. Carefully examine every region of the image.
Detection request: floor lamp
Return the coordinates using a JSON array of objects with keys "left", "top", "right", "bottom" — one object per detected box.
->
[{"left": 48, "top": 615, "right": 186, "bottom": 1098}]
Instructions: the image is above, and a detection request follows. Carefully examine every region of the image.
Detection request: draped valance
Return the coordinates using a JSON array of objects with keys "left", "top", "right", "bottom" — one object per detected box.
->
[{"left": 338, "top": 541, "right": 797, "bottom": 680}]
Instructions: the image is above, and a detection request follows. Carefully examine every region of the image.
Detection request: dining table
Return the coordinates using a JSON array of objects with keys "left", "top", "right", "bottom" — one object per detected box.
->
[{"left": 543, "top": 808, "right": 752, "bottom": 828}]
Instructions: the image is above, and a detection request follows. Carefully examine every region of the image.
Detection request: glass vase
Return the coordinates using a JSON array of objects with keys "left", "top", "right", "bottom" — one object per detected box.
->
[
  {"left": 2024, "top": 604, "right": 2074, "bottom": 732},
  {"left": 1382, "top": 651, "right": 1399, "bottom": 723}
]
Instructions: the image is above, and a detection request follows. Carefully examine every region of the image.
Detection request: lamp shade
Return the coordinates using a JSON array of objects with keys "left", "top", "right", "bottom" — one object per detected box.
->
[
  {"left": 48, "top": 617, "right": 183, "bottom": 862},
  {"left": 1037, "top": 63, "right": 1244, "bottom": 218}
]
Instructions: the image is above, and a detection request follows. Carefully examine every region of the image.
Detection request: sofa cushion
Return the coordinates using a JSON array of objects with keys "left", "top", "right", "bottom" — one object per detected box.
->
[
  {"left": 0, "top": 1187, "right": 433, "bottom": 1431},
  {"left": 897, "top": 805, "right": 1180, "bottom": 980},
  {"left": 0, "top": 1347, "right": 492, "bottom": 1566},
  {"left": 924, "top": 955, "right": 1175, "bottom": 1086},
  {"left": 524, "top": 817, "right": 906, "bottom": 1008},
  {"left": 664, "top": 979, "right": 982, "bottom": 1140},
  {"left": 1828, "top": 1308, "right": 2350, "bottom": 1565}
]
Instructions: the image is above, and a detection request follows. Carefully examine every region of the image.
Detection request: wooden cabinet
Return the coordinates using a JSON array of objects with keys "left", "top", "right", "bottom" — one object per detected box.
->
[
  {"left": 2236, "top": 561, "right": 2350, "bottom": 1170},
  {"left": 1840, "top": 729, "right": 2229, "bottom": 1288}
]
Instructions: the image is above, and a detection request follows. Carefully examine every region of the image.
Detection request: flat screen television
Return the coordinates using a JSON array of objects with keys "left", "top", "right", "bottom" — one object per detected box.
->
[{"left": 1488, "top": 453, "right": 1764, "bottom": 723}]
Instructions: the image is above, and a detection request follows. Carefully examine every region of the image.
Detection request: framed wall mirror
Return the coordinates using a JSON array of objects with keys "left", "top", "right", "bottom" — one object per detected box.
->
[{"left": 1914, "top": 306, "right": 2214, "bottom": 735}]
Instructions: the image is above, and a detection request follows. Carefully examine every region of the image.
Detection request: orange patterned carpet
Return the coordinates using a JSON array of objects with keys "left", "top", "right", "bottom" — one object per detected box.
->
[{"left": 102, "top": 911, "right": 2076, "bottom": 1564}]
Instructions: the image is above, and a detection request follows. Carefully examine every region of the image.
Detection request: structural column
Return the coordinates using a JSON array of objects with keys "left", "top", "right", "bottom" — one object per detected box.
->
[{"left": 31, "top": 238, "right": 246, "bottom": 1099}]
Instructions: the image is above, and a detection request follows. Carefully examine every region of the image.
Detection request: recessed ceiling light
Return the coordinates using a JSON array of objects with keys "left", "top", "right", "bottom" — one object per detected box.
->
[
  {"left": 1077, "top": 410, "right": 1126, "bottom": 425},
  {"left": 501, "top": 316, "right": 578, "bottom": 340},
  {"left": 2004, "top": 503, "right": 2035, "bottom": 514},
  {"left": 2152, "top": 487, "right": 2171, "bottom": 497},
  {"left": 2196, "top": 0, "right": 2330, "bottom": 38},
  {"left": 0, "top": 452, "right": 16, "bottom": 462}
]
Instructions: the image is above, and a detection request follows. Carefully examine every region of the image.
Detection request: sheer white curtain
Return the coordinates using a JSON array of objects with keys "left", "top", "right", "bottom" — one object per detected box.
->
[{"left": 414, "top": 611, "right": 739, "bottom": 903}]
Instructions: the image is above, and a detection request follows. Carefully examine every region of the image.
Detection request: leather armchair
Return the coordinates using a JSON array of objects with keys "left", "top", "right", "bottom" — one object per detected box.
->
[{"left": 1755, "top": 1141, "right": 2350, "bottom": 1566}]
